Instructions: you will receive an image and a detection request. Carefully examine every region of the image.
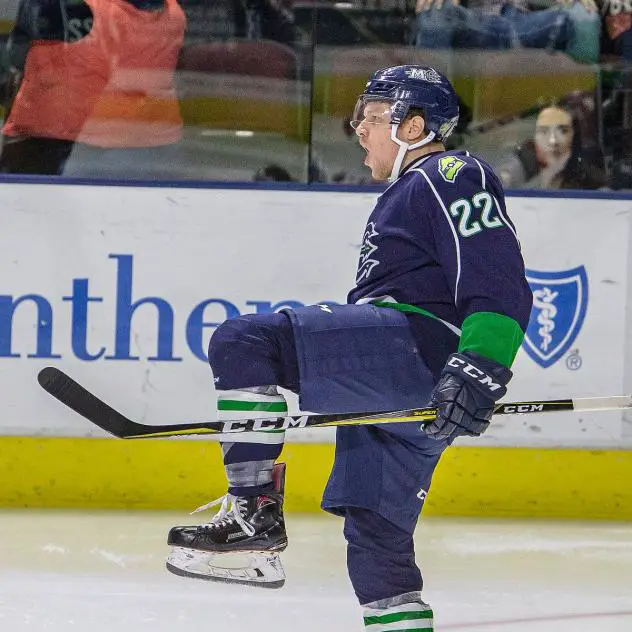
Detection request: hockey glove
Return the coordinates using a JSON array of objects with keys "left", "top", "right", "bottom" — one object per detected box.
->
[{"left": 424, "top": 351, "right": 512, "bottom": 441}]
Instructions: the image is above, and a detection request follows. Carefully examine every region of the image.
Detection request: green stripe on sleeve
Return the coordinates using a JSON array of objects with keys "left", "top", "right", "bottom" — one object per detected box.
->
[{"left": 458, "top": 311, "right": 525, "bottom": 368}]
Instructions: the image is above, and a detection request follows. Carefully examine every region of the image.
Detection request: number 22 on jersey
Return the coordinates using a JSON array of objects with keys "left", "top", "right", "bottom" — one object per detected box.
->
[{"left": 449, "top": 191, "right": 503, "bottom": 238}]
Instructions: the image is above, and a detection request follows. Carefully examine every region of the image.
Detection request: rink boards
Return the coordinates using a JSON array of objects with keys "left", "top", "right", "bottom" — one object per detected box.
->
[{"left": 1, "top": 182, "right": 632, "bottom": 518}]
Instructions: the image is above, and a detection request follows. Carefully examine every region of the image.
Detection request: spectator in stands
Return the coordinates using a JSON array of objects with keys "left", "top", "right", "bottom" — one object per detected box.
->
[
  {"left": 0, "top": 0, "right": 185, "bottom": 178},
  {"left": 601, "top": 0, "right": 632, "bottom": 60},
  {"left": 498, "top": 98, "right": 605, "bottom": 189},
  {"left": 413, "top": 0, "right": 599, "bottom": 64},
  {"left": 598, "top": 0, "right": 632, "bottom": 188}
]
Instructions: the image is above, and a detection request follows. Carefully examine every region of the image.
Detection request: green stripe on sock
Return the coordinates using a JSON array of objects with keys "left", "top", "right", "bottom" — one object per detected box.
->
[
  {"left": 364, "top": 610, "right": 433, "bottom": 625},
  {"left": 366, "top": 628, "right": 433, "bottom": 632},
  {"left": 217, "top": 401, "right": 288, "bottom": 412}
]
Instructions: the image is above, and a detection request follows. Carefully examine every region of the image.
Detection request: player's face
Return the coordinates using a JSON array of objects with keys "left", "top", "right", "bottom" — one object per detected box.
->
[
  {"left": 534, "top": 107, "right": 573, "bottom": 162},
  {"left": 353, "top": 101, "right": 398, "bottom": 180}
]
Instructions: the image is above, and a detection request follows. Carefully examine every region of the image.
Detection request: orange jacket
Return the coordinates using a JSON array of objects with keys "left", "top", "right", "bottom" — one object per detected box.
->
[{"left": 4, "top": 0, "right": 185, "bottom": 147}]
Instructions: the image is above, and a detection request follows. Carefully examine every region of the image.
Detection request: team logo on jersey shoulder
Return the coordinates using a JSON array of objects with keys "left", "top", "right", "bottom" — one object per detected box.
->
[
  {"left": 438, "top": 156, "right": 466, "bottom": 183},
  {"left": 523, "top": 267, "right": 588, "bottom": 368}
]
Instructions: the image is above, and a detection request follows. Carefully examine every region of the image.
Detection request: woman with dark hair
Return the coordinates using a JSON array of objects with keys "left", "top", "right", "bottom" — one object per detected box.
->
[{"left": 499, "top": 102, "right": 605, "bottom": 190}]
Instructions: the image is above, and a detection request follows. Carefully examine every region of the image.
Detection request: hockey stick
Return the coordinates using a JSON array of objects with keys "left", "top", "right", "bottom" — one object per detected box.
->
[{"left": 37, "top": 366, "right": 632, "bottom": 440}]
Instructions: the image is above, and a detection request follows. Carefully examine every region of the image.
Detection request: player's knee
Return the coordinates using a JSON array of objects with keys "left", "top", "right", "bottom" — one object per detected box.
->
[
  {"left": 207, "top": 313, "right": 296, "bottom": 393},
  {"left": 208, "top": 313, "right": 286, "bottom": 364},
  {"left": 209, "top": 316, "right": 253, "bottom": 356}
]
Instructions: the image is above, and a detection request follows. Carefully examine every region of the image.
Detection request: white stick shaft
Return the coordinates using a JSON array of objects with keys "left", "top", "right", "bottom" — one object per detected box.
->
[{"left": 572, "top": 395, "right": 632, "bottom": 412}]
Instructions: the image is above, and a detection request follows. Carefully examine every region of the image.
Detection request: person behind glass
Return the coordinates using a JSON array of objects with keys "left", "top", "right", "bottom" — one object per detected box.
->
[
  {"left": 601, "top": 0, "right": 632, "bottom": 60},
  {"left": 499, "top": 103, "right": 605, "bottom": 189},
  {"left": 413, "top": 0, "right": 597, "bottom": 56},
  {"left": 0, "top": 0, "right": 185, "bottom": 177}
]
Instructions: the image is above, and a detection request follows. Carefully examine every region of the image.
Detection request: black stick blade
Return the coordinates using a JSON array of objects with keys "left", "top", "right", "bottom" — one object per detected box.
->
[
  {"left": 37, "top": 367, "right": 225, "bottom": 439},
  {"left": 38, "top": 367, "right": 143, "bottom": 438}
]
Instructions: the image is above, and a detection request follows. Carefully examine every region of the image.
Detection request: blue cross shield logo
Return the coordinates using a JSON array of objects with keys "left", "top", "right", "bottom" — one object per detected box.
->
[{"left": 523, "top": 266, "right": 588, "bottom": 368}]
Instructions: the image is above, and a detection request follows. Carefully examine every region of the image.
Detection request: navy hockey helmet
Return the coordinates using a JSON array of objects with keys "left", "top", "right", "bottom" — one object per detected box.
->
[
  {"left": 352, "top": 65, "right": 460, "bottom": 181},
  {"left": 353, "top": 65, "right": 460, "bottom": 142}
]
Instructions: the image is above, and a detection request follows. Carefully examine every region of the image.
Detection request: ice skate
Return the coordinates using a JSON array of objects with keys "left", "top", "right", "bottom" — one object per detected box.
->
[{"left": 166, "top": 462, "right": 287, "bottom": 587}]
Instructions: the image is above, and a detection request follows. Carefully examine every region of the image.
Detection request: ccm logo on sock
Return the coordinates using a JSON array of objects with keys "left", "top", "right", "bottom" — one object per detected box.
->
[{"left": 447, "top": 356, "right": 503, "bottom": 392}]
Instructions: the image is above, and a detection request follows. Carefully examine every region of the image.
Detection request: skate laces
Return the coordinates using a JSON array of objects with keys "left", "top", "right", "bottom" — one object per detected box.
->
[{"left": 191, "top": 494, "right": 256, "bottom": 537}]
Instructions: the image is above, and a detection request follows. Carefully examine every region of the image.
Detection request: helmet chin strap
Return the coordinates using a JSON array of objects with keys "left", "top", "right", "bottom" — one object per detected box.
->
[{"left": 388, "top": 124, "right": 436, "bottom": 183}]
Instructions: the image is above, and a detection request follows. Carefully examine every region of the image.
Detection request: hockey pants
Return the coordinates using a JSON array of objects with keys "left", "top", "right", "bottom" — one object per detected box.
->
[{"left": 208, "top": 310, "right": 449, "bottom": 605}]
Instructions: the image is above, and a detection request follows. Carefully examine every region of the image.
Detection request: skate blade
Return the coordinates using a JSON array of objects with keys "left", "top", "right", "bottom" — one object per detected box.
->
[{"left": 165, "top": 547, "right": 285, "bottom": 588}]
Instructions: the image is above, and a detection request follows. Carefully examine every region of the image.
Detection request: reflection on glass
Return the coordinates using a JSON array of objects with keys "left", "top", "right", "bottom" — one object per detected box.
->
[
  {"left": 311, "top": 0, "right": 613, "bottom": 190},
  {"left": 0, "top": 0, "right": 186, "bottom": 178},
  {"left": 174, "top": 0, "right": 312, "bottom": 183},
  {"left": 0, "top": 1, "right": 630, "bottom": 189},
  {"left": 0, "top": 0, "right": 312, "bottom": 182}
]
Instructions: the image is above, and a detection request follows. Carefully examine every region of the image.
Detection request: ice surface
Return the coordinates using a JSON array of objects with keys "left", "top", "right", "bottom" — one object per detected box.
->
[{"left": 1, "top": 511, "right": 631, "bottom": 631}]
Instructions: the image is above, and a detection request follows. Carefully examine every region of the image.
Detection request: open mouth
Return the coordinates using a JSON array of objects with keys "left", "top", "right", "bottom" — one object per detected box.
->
[{"left": 358, "top": 142, "right": 370, "bottom": 165}]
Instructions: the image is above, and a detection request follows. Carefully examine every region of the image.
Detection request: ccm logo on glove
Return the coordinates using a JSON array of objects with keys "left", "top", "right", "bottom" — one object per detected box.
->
[
  {"left": 424, "top": 351, "right": 513, "bottom": 441},
  {"left": 446, "top": 356, "right": 504, "bottom": 393}
]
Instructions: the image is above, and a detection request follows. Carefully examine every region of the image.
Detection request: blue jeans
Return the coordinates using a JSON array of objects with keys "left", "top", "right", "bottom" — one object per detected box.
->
[{"left": 414, "top": 4, "right": 571, "bottom": 51}]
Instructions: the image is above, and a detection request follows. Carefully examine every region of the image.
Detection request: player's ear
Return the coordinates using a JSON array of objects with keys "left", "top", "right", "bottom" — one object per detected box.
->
[{"left": 404, "top": 114, "right": 426, "bottom": 142}]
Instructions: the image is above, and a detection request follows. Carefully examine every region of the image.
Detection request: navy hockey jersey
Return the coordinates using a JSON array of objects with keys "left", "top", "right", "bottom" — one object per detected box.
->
[{"left": 348, "top": 150, "right": 533, "bottom": 372}]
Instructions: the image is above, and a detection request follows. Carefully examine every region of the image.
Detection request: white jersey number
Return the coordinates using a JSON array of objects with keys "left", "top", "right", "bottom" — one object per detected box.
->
[{"left": 449, "top": 191, "right": 503, "bottom": 238}]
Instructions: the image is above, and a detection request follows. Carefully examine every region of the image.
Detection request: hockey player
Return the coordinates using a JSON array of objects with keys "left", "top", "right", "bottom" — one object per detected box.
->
[{"left": 166, "top": 65, "right": 533, "bottom": 630}]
